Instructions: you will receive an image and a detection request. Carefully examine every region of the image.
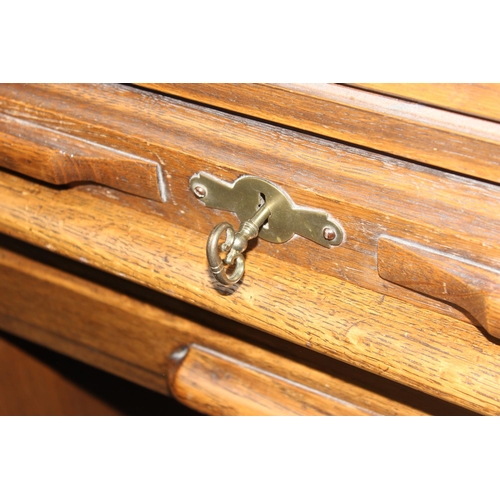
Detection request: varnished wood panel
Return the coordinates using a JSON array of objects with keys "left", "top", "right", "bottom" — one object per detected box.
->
[
  {"left": 136, "top": 83, "right": 500, "bottom": 183},
  {"left": 350, "top": 84, "right": 500, "bottom": 122},
  {"left": 0, "top": 236, "right": 455, "bottom": 416},
  {"left": 1, "top": 84, "right": 500, "bottom": 332},
  {"left": 0, "top": 173, "right": 496, "bottom": 414}
]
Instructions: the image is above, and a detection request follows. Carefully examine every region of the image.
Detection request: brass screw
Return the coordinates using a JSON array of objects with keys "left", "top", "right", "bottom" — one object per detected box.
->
[
  {"left": 323, "top": 227, "right": 337, "bottom": 241},
  {"left": 193, "top": 185, "right": 207, "bottom": 198}
]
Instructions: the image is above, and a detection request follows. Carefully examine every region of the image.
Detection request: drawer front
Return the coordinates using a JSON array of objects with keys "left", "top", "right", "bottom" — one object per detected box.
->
[
  {"left": 1, "top": 83, "right": 500, "bottom": 413},
  {"left": 0, "top": 234, "right": 462, "bottom": 416},
  {"left": 1, "top": 84, "right": 500, "bottom": 327}
]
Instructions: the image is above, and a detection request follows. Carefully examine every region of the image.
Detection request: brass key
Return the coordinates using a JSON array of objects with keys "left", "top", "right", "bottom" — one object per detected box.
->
[{"left": 206, "top": 202, "right": 271, "bottom": 285}]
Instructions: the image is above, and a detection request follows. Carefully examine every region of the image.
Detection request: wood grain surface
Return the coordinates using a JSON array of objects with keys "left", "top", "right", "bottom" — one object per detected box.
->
[
  {"left": 378, "top": 237, "right": 500, "bottom": 338},
  {"left": 0, "top": 113, "right": 166, "bottom": 202},
  {"left": 0, "top": 172, "right": 497, "bottom": 414},
  {"left": 136, "top": 83, "right": 500, "bottom": 183},
  {"left": 350, "top": 83, "right": 500, "bottom": 122},
  {"left": 1, "top": 84, "right": 500, "bottom": 332},
  {"left": 0, "top": 235, "right": 461, "bottom": 416},
  {"left": 2, "top": 84, "right": 500, "bottom": 414}
]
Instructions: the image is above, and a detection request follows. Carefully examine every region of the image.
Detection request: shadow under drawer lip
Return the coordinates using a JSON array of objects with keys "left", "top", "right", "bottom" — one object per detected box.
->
[{"left": 0, "top": 330, "right": 201, "bottom": 416}]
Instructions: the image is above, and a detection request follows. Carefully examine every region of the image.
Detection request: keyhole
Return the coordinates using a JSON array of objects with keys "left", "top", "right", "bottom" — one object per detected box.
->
[
  {"left": 257, "top": 193, "right": 265, "bottom": 208},
  {"left": 258, "top": 193, "right": 270, "bottom": 230}
]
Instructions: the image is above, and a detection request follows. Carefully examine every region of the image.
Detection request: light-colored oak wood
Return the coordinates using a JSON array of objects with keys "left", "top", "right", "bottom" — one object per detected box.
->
[
  {"left": 350, "top": 83, "right": 500, "bottom": 122},
  {"left": 0, "top": 172, "right": 497, "bottom": 414},
  {"left": 136, "top": 83, "right": 500, "bottom": 183},
  {"left": 0, "top": 113, "right": 166, "bottom": 202},
  {"left": 378, "top": 237, "right": 500, "bottom": 338},
  {"left": 1, "top": 84, "right": 500, "bottom": 332},
  {"left": 0, "top": 237, "right": 454, "bottom": 416}
]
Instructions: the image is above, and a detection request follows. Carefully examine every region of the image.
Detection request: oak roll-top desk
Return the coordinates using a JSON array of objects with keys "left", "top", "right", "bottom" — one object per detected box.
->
[{"left": 1, "top": 83, "right": 499, "bottom": 416}]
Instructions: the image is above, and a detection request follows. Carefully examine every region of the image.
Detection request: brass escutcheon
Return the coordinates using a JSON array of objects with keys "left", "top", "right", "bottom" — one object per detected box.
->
[{"left": 190, "top": 172, "right": 344, "bottom": 286}]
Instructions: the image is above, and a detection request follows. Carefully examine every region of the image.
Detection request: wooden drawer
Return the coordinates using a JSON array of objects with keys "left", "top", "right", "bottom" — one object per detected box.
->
[
  {"left": 0, "top": 83, "right": 499, "bottom": 414},
  {"left": 0, "top": 234, "right": 470, "bottom": 416}
]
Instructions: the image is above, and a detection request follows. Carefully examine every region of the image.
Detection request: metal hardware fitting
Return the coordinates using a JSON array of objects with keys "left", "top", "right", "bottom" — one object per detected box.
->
[{"left": 190, "top": 172, "right": 344, "bottom": 286}]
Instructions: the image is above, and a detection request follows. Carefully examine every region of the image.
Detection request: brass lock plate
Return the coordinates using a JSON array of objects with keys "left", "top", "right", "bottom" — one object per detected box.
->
[{"left": 190, "top": 172, "right": 344, "bottom": 248}]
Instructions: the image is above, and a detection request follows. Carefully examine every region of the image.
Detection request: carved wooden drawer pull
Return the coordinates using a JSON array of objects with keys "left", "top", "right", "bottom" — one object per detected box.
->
[
  {"left": 168, "top": 344, "right": 374, "bottom": 416},
  {"left": 378, "top": 236, "right": 500, "bottom": 339},
  {"left": 0, "top": 113, "right": 166, "bottom": 202}
]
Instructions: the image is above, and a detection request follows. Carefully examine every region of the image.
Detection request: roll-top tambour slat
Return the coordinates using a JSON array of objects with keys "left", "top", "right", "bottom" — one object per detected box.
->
[
  {"left": 0, "top": 113, "right": 166, "bottom": 202},
  {"left": 349, "top": 83, "right": 500, "bottom": 123},
  {"left": 135, "top": 83, "right": 500, "bottom": 184}
]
